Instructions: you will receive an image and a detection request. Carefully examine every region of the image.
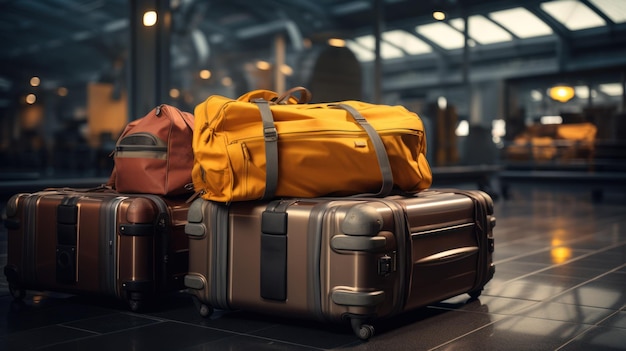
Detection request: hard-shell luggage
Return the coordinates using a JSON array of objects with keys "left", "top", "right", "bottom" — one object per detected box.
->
[
  {"left": 192, "top": 87, "right": 432, "bottom": 203},
  {"left": 3, "top": 189, "right": 190, "bottom": 311},
  {"left": 183, "top": 189, "right": 495, "bottom": 339}
]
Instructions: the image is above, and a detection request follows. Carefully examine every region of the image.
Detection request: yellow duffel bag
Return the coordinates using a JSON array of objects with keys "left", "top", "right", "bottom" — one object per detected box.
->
[{"left": 192, "top": 87, "right": 432, "bottom": 202}]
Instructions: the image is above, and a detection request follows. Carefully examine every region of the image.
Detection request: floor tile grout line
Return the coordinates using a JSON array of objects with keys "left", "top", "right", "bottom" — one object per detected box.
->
[
  {"left": 494, "top": 240, "right": 626, "bottom": 285},
  {"left": 28, "top": 320, "right": 168, "bottom": 350},
  {"left": 430, "top": 263, "right": 626, "bottom": 350},
  {"left": 493, "top": 230, "right": 617, "bottom": 265},
  {"left": 55, "top": 323, "right": 102, "bottom": 335},
  {"left": 492, "top": 223, "right": 612, "bottom": 249},
  {"left": 164, "top": 318, "right": 329, "bottom": 350},
  {"left": 553, "top": 306, "right": 626, "bottom": 351},
  {"left": 426, "top": 315, "right": 513, "bottom": 351},
  {"left": 505, "top": 262, "right": 626, "bottom": 316}
]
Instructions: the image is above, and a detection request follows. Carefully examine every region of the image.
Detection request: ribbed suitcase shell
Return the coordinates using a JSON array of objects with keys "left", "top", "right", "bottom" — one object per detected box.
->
[
  {"left": 184, "top": 189, "right": 495, "bottom": 339},
  {"left": 3, "top": 189, "right": 189, "bottom": 311}
]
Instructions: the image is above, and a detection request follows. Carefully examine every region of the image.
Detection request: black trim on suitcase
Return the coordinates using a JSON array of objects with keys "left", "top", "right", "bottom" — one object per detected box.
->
[
  {"left": 56, "top": 196, "right": 80, "bottom": 284},
  {"left": 260, "top": 200, "right": 295, "bottom": 301},
  {"left": 99, "top": 196, "right": 126, "bottom": 296},
  {"left": 209, "top": 201, "right": 230, "bottom": 310}
]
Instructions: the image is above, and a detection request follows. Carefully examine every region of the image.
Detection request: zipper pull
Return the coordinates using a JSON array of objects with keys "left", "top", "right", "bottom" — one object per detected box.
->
[{"left": 241, "top": 142, "right": 250, "bottom": 160}]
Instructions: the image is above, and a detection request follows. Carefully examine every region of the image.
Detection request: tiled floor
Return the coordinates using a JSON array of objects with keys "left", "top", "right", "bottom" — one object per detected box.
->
[{"left": 1, "top": 184, "right": 625, "bottom": 350}]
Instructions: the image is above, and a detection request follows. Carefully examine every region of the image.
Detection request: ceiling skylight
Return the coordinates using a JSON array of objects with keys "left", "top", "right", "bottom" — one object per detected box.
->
[
  {"left": 345, "top": 40, "right": 375, "bottom": 62},
  {"left": 416, "top": 22, "right": 465, "bottom": 49},
  {"left": 449, "top": 15, "right": 512, "bottom": 45},
  {"left": 489, "top": 7, "right": 553, "bottom": 38},
  {"left": 541, "top": 0, "right": 606, "bottom": 30},
  {"left": 598, "top": 83, "right": 623, "bottom": 96},
  {"left": 382, "top": 29, "right": 432, "bottom": 55},
  {"left": 589, "top": 0, "right": 626, "bottom": 23},
  {"left": 355, "top": 35, "right": 404, "bottom": 59}
]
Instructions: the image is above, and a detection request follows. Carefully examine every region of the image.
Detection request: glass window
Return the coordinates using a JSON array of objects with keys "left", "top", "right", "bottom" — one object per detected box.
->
[
  {"left": 415, "top": 22, "right": 465, "bottom": 50},
  {"left": 489, "top": 7, "right": 553, "bottom": 38},
  {"left": 382, "top": 29, "right": 432, "bottom": 55},
  {"left": 588, "top": 0, "right": 626, "bottom": 23},
  {"left": 354, "top": 34, "right": 404, "bottom": 59},
  {"left": 541, "top": 0, "right": 606, "bottom": 30},
  {"left": 449, "top": 15, "right": 513, "bottom": 44}
]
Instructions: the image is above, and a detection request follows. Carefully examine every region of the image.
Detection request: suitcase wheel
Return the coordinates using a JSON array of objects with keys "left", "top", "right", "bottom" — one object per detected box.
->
[
  {"left": 191, "top": 296, "right": 214, "bottom": 318},
  {"left": 351, "top": 318, "right": 375, "bottom": 341},
  {"left": 198, "top": 303, "right": 213, "bottom": 318},
  {"left": 468, "top": 288, "right": 483, "bottom": 300},
  {"left": 9, "top": 282, "right": 25, "bottom": 300},
  {"left": 128, "top": 299, "right": 142, "bottom": 312}
]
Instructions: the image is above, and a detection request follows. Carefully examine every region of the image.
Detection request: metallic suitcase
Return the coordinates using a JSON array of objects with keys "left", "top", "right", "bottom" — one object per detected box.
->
[
  {"left": 184, "top": 189, "right": 495, "bottom": 340},
  {"left": 3, "top": 189, "right": 190, "bottom": 311}
]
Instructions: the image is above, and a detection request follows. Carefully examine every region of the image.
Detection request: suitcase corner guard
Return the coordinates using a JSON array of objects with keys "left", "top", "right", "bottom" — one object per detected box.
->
[
  {"left": 341, "top": 204, "right": 383, "bottom": 236},
  {"left": 331, "top": 289, "right": 385, "bottom": 307}
]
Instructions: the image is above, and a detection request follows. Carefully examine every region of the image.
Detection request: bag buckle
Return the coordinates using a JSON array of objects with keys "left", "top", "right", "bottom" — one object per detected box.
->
[{"left": 264, "top": 127, "right": 278, "bottom": 142}]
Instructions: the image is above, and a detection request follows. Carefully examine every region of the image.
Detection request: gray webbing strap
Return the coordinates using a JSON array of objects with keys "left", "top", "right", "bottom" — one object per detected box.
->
[
  {"left": 336, "top": 103, "right": 394, "bottom": 197},
  {"left": 253, "top": 99, "right": 279, "bottom": 200}
]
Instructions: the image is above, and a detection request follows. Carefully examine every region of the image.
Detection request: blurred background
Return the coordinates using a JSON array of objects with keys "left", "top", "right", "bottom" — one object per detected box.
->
[{"left": 0, "top": 0, "right": 625, "bottom": 183}]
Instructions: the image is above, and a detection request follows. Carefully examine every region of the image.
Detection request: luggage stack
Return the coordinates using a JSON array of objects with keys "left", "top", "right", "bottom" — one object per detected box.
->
[
  {"left": 3, "top": 104, "right": 195, "bottom": 311},
  {"left": 3, "top": 88, "right": 496, "bottom": 340}
]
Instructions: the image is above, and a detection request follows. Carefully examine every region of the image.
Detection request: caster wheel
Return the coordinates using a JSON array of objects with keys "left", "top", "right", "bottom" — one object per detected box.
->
[
  {"left": 199, "top": 303, "right": 213, "bottom": 318},
  {"left": 129, "top": 299, "right": 142, "bottom": 312},
  {"left": 468, "top": 289, "right": 482, "bottom": 300},
  {"left": 357, "top": 324, "right": 375, "bottom": 340},
  {"left": 191, "top": 295, "right": 213, "bottom": 318},
  {"left": 9, "top": 282, "right": 25, "bottom": 300},
  {"left": 351, "top": 318, "right": 374, "bottom": 340}
]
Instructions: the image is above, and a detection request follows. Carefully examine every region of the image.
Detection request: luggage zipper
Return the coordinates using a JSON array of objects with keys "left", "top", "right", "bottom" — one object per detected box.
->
[
  {"left": 241, "top": 142, "right": 250, "bottom": 196},
  {"left": 228, "top": 128, "right": 422, "bottom": 145}
]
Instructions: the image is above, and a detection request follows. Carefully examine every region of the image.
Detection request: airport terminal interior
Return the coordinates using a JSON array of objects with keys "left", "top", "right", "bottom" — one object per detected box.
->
[{"left": 0, "top": 0, "right": 625, "bottom": 350}]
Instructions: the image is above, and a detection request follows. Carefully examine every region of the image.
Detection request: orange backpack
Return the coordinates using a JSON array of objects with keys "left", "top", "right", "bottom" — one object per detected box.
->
[{"left": 192, "top": 87, "right": 432, "bottom": 202}]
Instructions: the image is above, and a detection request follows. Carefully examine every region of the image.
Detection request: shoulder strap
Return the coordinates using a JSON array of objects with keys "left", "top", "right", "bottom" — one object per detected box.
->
[
  {"left": 335, "top": 103, "right": 394, "bottom": 197},
  {"left": 253, "top": 99, "right": 279, "bottom": 200}
]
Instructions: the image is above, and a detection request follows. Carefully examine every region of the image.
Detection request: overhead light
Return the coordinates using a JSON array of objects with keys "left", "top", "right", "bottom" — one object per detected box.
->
[
  {"left": 437, "top": 96, "right": 447, "bottom": 110},
  {"left": 221, "top": 77, "right": 233, "bottom": 86},
  {"left": 540, "top": 115, "right": 563, "bottom": 124},
  {"left": 328, "top": 38, "right": 346, "bottom": 47},
  {"left": 169, "top": 88, "right": 180, "bottom": 98},
  {"left": 256, "top": 60, "right": 271, "bottom": 70},
  {"left": 280, "top": 64, "right": 293, "bottom": 76},
  {"left": 433, "top": 11, "right": 446, "bottom": 21},
  {"left": 57, "top": 87, "right": 68, "bottom": 97},
  {"left": 25, "top": 93, "right": 37, "bottom": 104},
  {"left": 548, "top": 85, "right": 575, "bottom": 102},
  {"left": 455, "top": 120, "right": 469, "bottom": 137},
  {"left": 30, "top": 76, "right": 40, "bottom": 87},
  {"left": 199, "top": 69, "right": 211, "bottom": 80},
  {"left": 143, "top": 11, "right": 157, "bottom": 27}
]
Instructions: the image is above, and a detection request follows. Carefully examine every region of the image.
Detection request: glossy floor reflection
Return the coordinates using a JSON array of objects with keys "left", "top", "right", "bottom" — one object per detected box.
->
[{"left": 1, "top": 184, "right": 625, "bottom": 350}]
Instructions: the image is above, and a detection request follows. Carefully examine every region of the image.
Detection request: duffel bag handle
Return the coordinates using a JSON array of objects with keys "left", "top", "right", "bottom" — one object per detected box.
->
[
  {"left": 238, "top": 87, "right": 312, "bottom": 105},
  {"left": 238, "top": 89, "right": 280, "bottom": 103},
  {"left": 275, "top": 86, "right": 312, "bottom": 104}
]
